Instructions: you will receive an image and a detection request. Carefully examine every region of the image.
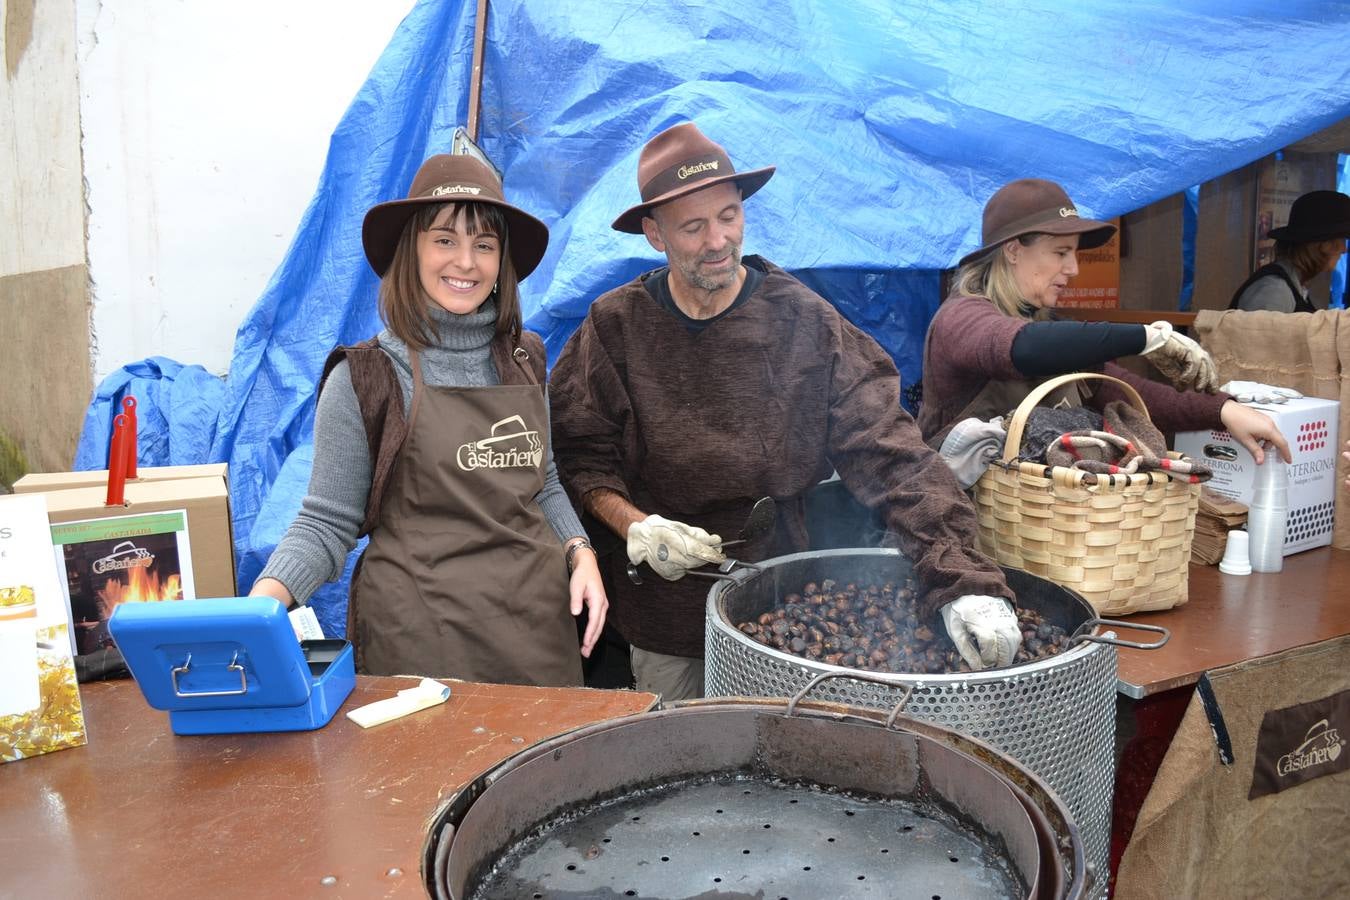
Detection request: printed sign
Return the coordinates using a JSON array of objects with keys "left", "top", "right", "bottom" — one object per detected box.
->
[
  {"left": 1250, "top": 689, "right": 1350, "bottom": 799},
  {"left": 1254, "top": 157, "right": 1309, "bottom": 268},
  {"left": 50, "top": 510, "right": 195, "bottom": 656},
  {"left": 0, "top": 493, "right": 87, "bottom": 763},
  {"left": 1058, "top": 218, "right": 1121, "bottom": 309}
]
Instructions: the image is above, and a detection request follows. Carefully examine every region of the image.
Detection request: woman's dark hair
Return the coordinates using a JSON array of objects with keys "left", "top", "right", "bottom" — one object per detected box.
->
[{"left": 378, "top": 202, "right": 521, "bottom": 349}]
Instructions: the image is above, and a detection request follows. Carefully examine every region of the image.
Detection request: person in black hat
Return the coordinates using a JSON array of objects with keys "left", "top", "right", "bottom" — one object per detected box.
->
[
  {"left": 919, "top": 178, "right": 1289, "bottom": 467},
  {"left": 1231, "top": 190, "right": 1350, "bottom": 312},
  {"left": 550, "top": 122, "right": 1021, "bottom": 699},
  {"left": 250, "top": 154, "right": 607, "bottom": 685}
]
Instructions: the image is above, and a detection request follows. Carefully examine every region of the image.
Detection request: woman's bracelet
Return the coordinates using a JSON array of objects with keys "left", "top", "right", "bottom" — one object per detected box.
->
[{"left": 564, "top": 538, "right": 594, "bottom": 574}]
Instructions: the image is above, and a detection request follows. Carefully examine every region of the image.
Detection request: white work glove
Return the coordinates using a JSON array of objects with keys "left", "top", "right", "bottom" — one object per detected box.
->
[
  {"left": 626, "top": 515, "right": 726, "bottom": 581},
  {"left": 940, "top": 595, "right": 1022, "bottom": 670},
  {"left": 1217, "top": 380, "right": 1303, "bottom": 405},
  {"left": 1141, "top": 321, "right": 1219, "bottom": 393}
]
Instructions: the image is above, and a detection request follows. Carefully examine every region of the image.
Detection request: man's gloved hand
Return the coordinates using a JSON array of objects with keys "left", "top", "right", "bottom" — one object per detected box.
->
[
  {"left": 1217, "top": 380, "right": 1304, "bottom": 405},
  {"left": 626, "top": 515, "right": 726, "bottom": 581},
  {"left": 1141, "top": 321, "right": 1219, "bottom": 393},
  {"left": 940, "top": 595, "right": 1022, "bottom": 670}
]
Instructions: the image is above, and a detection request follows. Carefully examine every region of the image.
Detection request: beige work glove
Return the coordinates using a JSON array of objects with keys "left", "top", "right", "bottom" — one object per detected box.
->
[
  {"left": 940, "top": 595, "right": 1022, "bottom": 670},
  {"left": 1141, "top": 321, "right": 1219, "bottom": 393},
  {"left": 626, "top": 515, "right": 726, "bottom": 581},
  {"left": 1217, "top": 380, "right": 1304, "bottom": 405}
]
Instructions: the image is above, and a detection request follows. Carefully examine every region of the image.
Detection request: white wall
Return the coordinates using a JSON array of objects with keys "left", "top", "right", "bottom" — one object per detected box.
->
[
  {"left": 77, "top": 0, "right": 415, "bottom": 381},
  {"left": 1, "top": 0, "right": 84, "bottom": 276}
]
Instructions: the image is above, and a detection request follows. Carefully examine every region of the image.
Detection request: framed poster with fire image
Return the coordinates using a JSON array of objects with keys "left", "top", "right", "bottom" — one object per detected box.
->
[{"left": 50, "top": 510, "right": 196, "bottom": 657}]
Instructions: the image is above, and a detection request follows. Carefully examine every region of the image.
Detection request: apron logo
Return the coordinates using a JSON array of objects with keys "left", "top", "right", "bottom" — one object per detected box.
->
[
  {"left": 457, "top": 415, "right": 544, "bottom": 471},
  {"left": 92, "top": 540, "right": 155, "bottom": 574},
  {"left": 1277, "top": 719, "right": 1345, "bottom": 776}
]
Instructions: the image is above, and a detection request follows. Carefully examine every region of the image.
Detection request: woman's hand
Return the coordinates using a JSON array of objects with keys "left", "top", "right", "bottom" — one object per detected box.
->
[
  {"left": 248, "top": 576, "right": 296, "bottom": 609},
  {"left": 1342, "top": 440, "right": 1349, "bottom": 492},
  {"left": 567, "top": 546, "right": 608, "bottom": 658},
  {"left": 1219, "top": 400, "right": 1292, "bottom": 465}
]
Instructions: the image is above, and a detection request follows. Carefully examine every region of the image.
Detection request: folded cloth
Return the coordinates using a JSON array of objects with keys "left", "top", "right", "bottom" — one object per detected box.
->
[
  {"left": 1019, "top": 406, "right": 1103, "bottom": 463},
  {"left": 1216, "top": 380, "right": 1304, "bottom": 404},
  {"left": 939, "top": 416, "right": 1007, "bottom": 489},
  {"left": 1043, "top": 400, "right": 1212, "bottom": 483}
]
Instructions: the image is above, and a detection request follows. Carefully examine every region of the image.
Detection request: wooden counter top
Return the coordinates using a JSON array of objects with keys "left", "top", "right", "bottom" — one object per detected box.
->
[
  {"left": 0, "top": 676, "right": 656, "bottom": 898},
  {"left": 1115, "top": 545, "right": 1350, "bottom": 698}
]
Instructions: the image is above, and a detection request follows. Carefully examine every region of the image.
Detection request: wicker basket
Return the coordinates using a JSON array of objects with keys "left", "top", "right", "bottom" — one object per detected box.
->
[{"left": 972, "top": 372, "right": 1200, "bottom": 616}]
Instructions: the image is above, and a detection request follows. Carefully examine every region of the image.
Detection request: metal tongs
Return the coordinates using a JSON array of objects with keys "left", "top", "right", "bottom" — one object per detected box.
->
[{"left": 627, "top": 497, "right": 776, "bottom": 585}]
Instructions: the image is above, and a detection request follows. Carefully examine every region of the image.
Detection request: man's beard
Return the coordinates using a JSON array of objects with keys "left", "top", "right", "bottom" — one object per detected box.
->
[{"left": 678, "top": 242, "right": 742, "bottom": 292}]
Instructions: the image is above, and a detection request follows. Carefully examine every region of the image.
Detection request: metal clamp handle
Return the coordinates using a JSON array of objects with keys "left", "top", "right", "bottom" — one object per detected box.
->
[
  {"left": 626, "top": 558, "right": 761, "bottom": 586},
  {"left": 171, "top": 651, "right": 248, "bottom": 698},
  {"left": 1069, "top": 618, "right": 1170, "bottom": 650},
  {"left": 784, "top": 670, "right": 914, "bottom": 729}
]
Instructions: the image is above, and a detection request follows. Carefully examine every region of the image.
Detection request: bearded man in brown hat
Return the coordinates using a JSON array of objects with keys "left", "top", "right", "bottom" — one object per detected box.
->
[{"left": 550, "top": 121, "right": 1019, "bottom": 701}]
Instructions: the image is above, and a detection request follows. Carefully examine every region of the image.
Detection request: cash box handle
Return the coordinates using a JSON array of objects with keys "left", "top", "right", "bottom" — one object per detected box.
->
[{"left": 171, "top": 651, "right": 248, "bottom": 698}]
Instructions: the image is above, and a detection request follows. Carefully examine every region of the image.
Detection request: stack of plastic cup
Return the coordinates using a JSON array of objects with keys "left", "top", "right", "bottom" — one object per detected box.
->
[{"left": 1247, "top": 453, "right": 1289, "bottom": 574}]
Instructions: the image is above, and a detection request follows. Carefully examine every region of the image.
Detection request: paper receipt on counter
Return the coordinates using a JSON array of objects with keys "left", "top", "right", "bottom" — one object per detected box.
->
[{"left": 346, "top": 678, "right": 452, "bottom": 728}]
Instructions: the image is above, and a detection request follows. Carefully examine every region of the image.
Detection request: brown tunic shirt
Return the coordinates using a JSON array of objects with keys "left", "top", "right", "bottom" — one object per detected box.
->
[{"left": 550, "top": 257, "right": 1010, "bottom": 657}]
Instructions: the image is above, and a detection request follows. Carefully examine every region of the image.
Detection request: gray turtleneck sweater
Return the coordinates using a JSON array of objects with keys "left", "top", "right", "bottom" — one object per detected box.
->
[{"left": 260, "top": 302, "right": 585, "bottom": 605}]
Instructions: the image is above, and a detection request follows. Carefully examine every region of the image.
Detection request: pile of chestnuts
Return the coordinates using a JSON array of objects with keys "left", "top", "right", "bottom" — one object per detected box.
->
[{"left": 735, "top": 576, "right": 1071, "bottom": 674}]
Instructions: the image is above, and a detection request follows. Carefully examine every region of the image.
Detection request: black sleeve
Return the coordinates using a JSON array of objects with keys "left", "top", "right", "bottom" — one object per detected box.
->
[{"left": 1009, "top": 320, "right": 1147, "bottom": 376}]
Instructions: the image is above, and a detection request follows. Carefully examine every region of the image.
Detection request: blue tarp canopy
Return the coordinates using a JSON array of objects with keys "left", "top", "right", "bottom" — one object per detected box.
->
[{"left": 76, "top": 0, "right": 1350, "bottom": 636}]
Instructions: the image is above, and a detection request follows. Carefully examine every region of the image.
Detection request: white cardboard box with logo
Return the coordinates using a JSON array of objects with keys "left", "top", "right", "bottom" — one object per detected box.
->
[{"left": 1173, "top": 397, "right": 1340, "bottom": 556}]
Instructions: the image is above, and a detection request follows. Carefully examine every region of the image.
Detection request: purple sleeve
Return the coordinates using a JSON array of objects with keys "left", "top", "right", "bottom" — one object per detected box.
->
[
  {"left": 1097, "top": 363, "right": 1230, "bottom": 433},
  {"left": 930, "top": 297, "right": 1028, "bottom": 382}
]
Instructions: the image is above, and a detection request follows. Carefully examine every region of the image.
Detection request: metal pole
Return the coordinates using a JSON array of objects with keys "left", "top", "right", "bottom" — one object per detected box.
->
[{"left": 467, "top": 0, "right": 490, "bottom": 142}]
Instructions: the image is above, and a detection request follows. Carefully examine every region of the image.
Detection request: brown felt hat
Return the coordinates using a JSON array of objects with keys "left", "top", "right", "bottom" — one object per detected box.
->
[
  {"left": 611, "top": 122, "right": 776, "bottom": 233},
  {"left": 958, "top": 178, "right": 1116, "bottom": 267},
  {"left": 1267, "top": 190, "right": 1350, "bottom": 243},
  {"left": 361, "top": 154, "right": 550, "bottom": 279}
]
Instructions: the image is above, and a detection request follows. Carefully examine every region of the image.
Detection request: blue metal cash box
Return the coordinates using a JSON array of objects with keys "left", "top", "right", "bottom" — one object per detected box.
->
[{"left": 109, "top": 597, "right": 356, "bottom": 735}]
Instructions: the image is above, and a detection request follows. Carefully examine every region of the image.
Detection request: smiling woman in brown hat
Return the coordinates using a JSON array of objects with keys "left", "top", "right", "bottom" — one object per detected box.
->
[
  {"left": 249, "top": 153, "right": 607, "bottom": 686},
  {"left": 918, "top": 178, "right": 1290, "bottom": 467},
  {"left": 1231, "top": 190, "right": 1350, "bottom": 312}
]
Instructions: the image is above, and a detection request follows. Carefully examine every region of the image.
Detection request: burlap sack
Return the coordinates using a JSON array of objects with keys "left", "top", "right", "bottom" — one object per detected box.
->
[
  {"left": 1196, "top": 308, "right": 1350, "bottom": 550},
  {"left": 1114, "top": 635, "right": 1350, "bottom": 899}
]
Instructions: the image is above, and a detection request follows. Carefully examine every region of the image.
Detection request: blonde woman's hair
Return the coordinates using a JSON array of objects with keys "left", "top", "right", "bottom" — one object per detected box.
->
[{"left": 951, "top": 234, "right": 1047, "bottom": 319}]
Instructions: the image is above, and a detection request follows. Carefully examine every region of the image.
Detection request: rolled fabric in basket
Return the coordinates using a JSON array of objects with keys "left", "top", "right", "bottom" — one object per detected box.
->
[{"left": 1043, "top": 401, "right": 1213, "bottom": 483}]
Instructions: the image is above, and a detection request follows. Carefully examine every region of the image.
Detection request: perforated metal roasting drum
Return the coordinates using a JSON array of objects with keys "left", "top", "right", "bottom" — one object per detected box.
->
[
  {"left": 427, "top": 694, "right": 1088, "bottom": 899},
  {"left": 704, "top": 548, "right": 1169, "bottom": 899}
]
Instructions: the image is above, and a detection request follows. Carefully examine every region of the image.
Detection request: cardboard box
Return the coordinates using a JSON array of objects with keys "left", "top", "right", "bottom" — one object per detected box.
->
[
  {"left": 1174, "top": 397, "right": 1340, "bottom": 556},
  {"left": 12, "top": 468, "right": 237, "bottom": 659},
  {"left": 13, "top": 463, "right": 229, "bottom": 493},
  {"left": 1, "top": 493, "right": 88, "bottom": 764}
]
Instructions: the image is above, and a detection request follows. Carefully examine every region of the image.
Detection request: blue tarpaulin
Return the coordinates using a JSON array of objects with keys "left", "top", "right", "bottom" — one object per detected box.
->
[{"left": 76, "top": 0, "right": 1350, "bottom": 635}]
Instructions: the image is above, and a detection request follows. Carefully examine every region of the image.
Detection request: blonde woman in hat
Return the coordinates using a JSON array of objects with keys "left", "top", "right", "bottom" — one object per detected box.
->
[
  {"left": 250, "top": 154, "right": 607, "bottom": 685},
  {"left": 1231, "top": 190, "right": 1350, "bottom": 312},
  {"left": 918, "top": 178, "right": 1290, "bottom": 468},
  {"left": 550, "top": 122, "right": 1023, "bottom": 696}
]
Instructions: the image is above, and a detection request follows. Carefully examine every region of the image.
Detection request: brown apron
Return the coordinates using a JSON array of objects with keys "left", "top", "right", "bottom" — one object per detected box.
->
[{"left": 347, "top": 349, "right": 581, "bottom": 686}]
